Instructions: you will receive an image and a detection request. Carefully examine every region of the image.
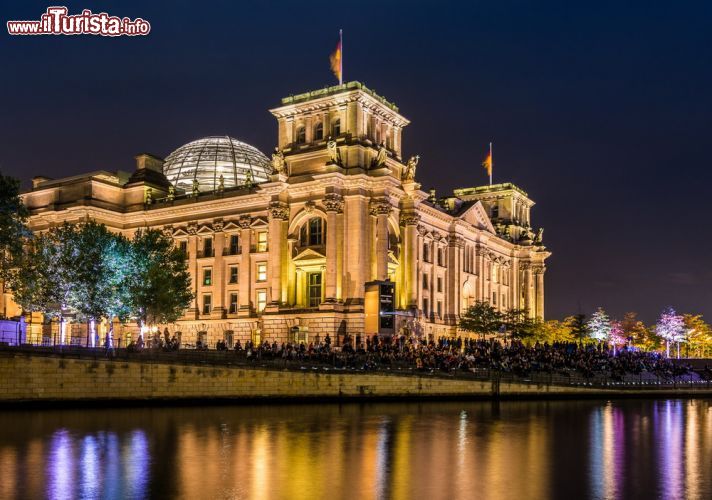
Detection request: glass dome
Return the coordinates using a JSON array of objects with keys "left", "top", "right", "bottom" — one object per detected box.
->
[{"left": 163, "top": 136, "right": 272, "bottom": 193}]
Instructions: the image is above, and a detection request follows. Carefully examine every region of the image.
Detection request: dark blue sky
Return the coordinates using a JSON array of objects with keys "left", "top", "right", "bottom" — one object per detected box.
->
[{"left": 2, "top": 1, "right": 711, "bottom": 322}]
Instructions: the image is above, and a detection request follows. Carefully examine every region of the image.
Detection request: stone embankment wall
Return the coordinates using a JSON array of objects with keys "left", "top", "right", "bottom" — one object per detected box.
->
[{"left": 0, "top": 353, "right": 710, "bottom": 403}]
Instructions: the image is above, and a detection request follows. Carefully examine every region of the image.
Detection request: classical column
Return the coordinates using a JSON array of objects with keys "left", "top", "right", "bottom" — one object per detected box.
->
[
  {"left": 522, "top": 263, "right": 534, "bottom": 318},
  {"left": 187, "top": 223, "right": 198, "bottom": 319},
  {"left": 238, "top": 216, "right": 252, "bottom": 315},
  {"left": 287, "top": 237, "right": 297, "bottom": 305},
  {"left": 344, "top": 195, "right": 369, "bottom": 304},
  {"left": 268, "top": 201, "right": 289, "bottom": 306},
  {"left": 324, "top": 194, "right": 344, "bottom": 302},
  {"left": 370, "top": 198, "right": 392, "bottom": 281},
  {"left": 446, "top": 235, "right": 464, "bottom": 324},
  {"left": 212, "top": 219, "right": 225, "bottom": 319},
  {"left": 401, "top": 212, "right": 420, "bottom": 309},
  {"left": 534, "top": 266, "right": 545, "bottom": 319}
]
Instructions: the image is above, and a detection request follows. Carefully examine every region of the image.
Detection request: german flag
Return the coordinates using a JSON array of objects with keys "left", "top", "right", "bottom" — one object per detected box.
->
[
  {"left": 482, "top": 149, "right": 492, "bottom": 177},
  {"left": 330, "top": 30, "right": 343, "bottom": 84}
]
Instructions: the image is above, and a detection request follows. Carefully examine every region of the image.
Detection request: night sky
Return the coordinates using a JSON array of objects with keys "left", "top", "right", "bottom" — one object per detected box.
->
[{"left": 2, "top": 1, "right": 711, "bottom": 323}]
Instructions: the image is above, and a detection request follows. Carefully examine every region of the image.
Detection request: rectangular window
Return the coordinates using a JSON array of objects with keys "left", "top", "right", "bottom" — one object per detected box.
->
[
  {"left": 179, "top": 240, "right": 188, "bottom": 257},
  {"left": 437, "top": 249, "right": 443, "bottom": 266},
  {"left": 229, "top": 234, "right": 239, "bottom": 255},
  {"left": 492, "top": 292, "right": 497, "bottom": 305},
  {"left": 437, "top": 301, "right": 442, "bottom": 318},
  {"left": 257, "top": 231, "right": 268, "bottom": 252},
  {"left": 309, "top": 218, "right": 324, "bottom": 246},
  {"left": 502, "top": 294, "right": 506, "bottom": 309},
  {"left": 437, "top": 276, "right": 443, "bottom": 293},
  {"left": 257, "top": 263, "right": 267, "bottom": 282},
  {"left": 229, "top": 266, "right": 239, "bottom": 284},
  {"left": 203, "top": 268, "right": 212, "bottom": 286},
  {"left": 203, "top": 237, "right": 213, "bottom": 257},
  {"left": 423, "top": 243, "right": 429, "bottom": 262},
  {"left": 256, "top": 290, "right": 267, "bottom": 312},
  {"left": 423, "top": 298, "right": 429, "bottom": 315},
  {"left": 308, "top": 272, "right": 322, "bottom": 307},
  {"left": 422, "top": 273, "right": 428, "bottom": 290},
  {"left": 202, "top": 295, "right": 212, "bottom": 315},
  {"left": 229, "top": 293, "right": 238, "bottom": 314}
]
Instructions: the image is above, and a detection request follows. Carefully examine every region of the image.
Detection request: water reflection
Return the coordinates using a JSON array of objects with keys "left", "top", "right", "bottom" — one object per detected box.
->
[{"left": 0, "top": 400, "right": 710, "bottom": 499}]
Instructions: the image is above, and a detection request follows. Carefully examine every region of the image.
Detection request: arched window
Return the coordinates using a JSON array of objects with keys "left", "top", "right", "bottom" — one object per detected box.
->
[
  {"left": 300, "top": 217, "right": 325, "bottom": 246},
  {"left": 314, "top": 122, "right": 324, "bottom": 141},
  {"left": 296, "top": 126, "right": 306, "bottom": 144},
  {"left": 331, "top": 118, "right": 341, "bottom": 137}
]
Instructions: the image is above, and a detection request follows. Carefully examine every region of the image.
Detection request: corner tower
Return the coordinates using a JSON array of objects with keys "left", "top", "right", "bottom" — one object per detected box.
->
[{"left": 269, "top": 81, "right": 410, "bottom": 178}]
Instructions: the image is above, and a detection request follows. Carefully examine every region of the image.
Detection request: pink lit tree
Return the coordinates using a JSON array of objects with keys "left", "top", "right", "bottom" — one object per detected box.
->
[
  {"left": 656, "top": 306, "right": 685, "bottom": 358},
  {"left": 609, "top": 320, "right": 626, "bottom": 354}
]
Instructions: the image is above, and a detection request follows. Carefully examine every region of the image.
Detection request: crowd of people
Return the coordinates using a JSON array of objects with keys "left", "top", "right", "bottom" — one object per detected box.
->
[
  {"left": 121, "top": 329, "right": 697, "bottom": 382},
  {"left": 217, "top": 334, "right": 694, "bottom": 382}
]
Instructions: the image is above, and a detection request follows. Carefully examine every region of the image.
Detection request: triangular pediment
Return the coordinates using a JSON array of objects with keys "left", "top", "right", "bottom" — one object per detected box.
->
[
  {"left": 250, "top": 217, "right": 268, "bottom": 228},
  {"left": 196, "top": 224, "right": 213, "bottom": 234},
  {"left": 293, "top": 247, "right": 326, "bottom": 262},
  {"left": 223, "top": 221, "right": 240, "bottom": 231},
  {"left": 458, "top": 201, "right": 495, "bottom": 233},
  {"left": 171, "top": 228, "right": 189, "bottom": 237}
]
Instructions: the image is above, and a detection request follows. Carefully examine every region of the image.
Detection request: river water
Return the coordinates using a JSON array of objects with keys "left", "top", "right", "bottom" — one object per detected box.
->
[{"left": 0, "top": 399, "right": 710, "bottom": 499}]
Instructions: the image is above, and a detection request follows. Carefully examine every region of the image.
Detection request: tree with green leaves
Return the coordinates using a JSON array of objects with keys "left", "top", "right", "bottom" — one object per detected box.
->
[
  {"left": 61, "top": 222, "right": 133, "bottom": 347},
  {"left": 459, "top": 301, "right": 502, "bottom": 337},
  {"left": 6, "top": 226, "right": 77, "bottom": 343},
  {"left": 128, "top": 229, "right": 193, "bottom": 329},
  {"left": 564, "top": 314, "right": 588, "bottom": 341},
  {"left": 0, "top": 172, "right": 29, "bottom": 276},
  {"left": 502, "top": 308, "right": 537, "bottom": 340}
]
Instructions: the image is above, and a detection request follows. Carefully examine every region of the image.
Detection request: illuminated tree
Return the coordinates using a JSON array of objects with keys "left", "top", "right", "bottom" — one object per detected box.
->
[
  {"left": 609, "top": 320, "right": 626, "bottom": 353},
  {"left": 529, "top": 319, "right": 575, "bottom": 344},
  {"left": 62, "top": 222, "right": 133, "bottom": 347},
  {"left": 682, "top": 314, "right": 712, "bottom": 358},
  {"left": 656, "top": 306, "right": 685, "bottom": 358},
  {"left": 587, "top": 307, "right": 612, "bottom": 342}
]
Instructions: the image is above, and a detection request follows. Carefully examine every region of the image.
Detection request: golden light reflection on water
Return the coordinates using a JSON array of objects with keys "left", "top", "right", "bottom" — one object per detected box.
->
[{"left": 0, "top": 400, "right": 710, "bottom": 499}]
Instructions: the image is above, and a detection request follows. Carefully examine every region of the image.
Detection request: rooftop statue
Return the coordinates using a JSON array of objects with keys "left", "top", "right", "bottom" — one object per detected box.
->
[{"left": 402, "top": 155, "right": 420, "bottom": 181}]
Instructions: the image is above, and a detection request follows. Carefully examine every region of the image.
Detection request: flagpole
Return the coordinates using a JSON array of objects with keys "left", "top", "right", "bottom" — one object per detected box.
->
[
  {"left": 489, "top": 141, "right": 493, "bottom": 186},
  {"left": 339, "top": 29, "right": 343, "bottom": 85}
]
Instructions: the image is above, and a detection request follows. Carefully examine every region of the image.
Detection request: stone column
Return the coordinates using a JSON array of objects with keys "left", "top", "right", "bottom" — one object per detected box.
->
[
  {"left": 238, "top": 216, "right": 252, "bottom": 316},
  {"left": 212, "top": 220, "right": 225, "bottom": 319},
  {"left": 344, "top": 195, "right": 369, "bottom": 304},
  {"left": 370, "top": 198, "right": 392, "bottom": 281},
  {"left": 268, "top": 201, "right": 289, "bottom": 307},
  {"left": 286, "top": 237, "right": 297, "bottom": 306},
  {"left": 324, "top": 194, "right": 344, "bottom": 302},
  {"left": 187, "top": 223, "right": 198, "bottom": 319},
  {"left": 401, "top": 212, "right": 420, "bottom": 309},
  {"left": 534, "top": 266, "right": 545, "bottom": 319},
  {"left": 522, "top": 264, "right": 534, "bottom": 318}
]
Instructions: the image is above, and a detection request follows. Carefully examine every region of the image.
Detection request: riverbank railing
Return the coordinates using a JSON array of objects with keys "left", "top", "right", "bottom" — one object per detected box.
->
[{"left": 0, "top": 345, "right": 709, "bottom": 391}]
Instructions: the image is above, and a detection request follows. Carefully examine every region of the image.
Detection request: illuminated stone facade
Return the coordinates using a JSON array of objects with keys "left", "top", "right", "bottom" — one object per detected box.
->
[{"left": 13, "top": 82, "right": 549, "bottom": 346}]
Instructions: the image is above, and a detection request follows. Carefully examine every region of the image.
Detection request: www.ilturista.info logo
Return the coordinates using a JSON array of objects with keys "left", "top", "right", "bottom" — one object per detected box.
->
[{"left": 7, "top": 6, "right": 150, "bottom": 36}]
